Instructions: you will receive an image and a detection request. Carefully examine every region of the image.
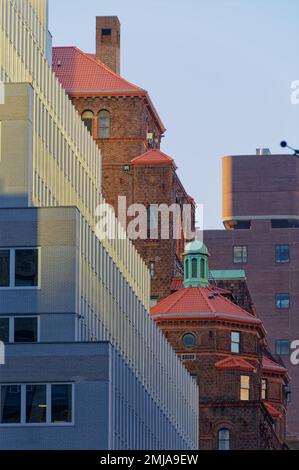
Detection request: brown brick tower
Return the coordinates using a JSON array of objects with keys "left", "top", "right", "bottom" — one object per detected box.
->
[{"left": 52, "top": 17, "right": 195, "bottom": 304}]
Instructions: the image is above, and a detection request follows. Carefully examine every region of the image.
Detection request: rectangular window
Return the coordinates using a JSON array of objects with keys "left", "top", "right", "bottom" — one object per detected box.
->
[
  {"left": 0, "top": 318, "right": 9, "bottom": 343},
  {"left": 101, "top": 28, "right": 112, "bottom": 36},
  {"left": 0, "top": 385, "right": 21, "bottom": 424},
  {"left": 275, "top": 340, "right": 290, "bottom": 355},
  {"left": 0, "top": 248, "right": 39, "bottom": 289},
  {"left": 51, "top": 384, "right": 72, "bottom": 423},
  {"left": 14, "top": 317, "right": 38, "bottom": 343},
  {"left": 231, "top": 331, "right": 240, "bottom": 353},
  {"left": 275, "top": 245, "right": 290, "bottom": 263},
  {"left": 233, "top": 246, "right": 247, "bottom": 264},
  {"left": 240, "top": 375, "right": 250, "bottom": 401},
  {"left": 15, "top": 249, "right": 38, "bottom": 287},
  {"left": 261, "top": 379, "right": 267, "bottom": 400},
  {"left": 0, "top": 250, "right": 10, "bottom": 287},
  {"left": 26, "top": 385, "right": 47, "bottom": 424},
  {"left": 276, "top": 293, "right": 290, "bottom": 309},
  {"left": 0, "top": 384, "right": 73, "bottom": 426}
]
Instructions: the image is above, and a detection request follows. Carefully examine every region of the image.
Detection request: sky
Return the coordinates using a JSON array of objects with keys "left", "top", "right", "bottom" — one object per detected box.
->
[{"left": 49, "top": 0, "right": 299, "bottom": 229}]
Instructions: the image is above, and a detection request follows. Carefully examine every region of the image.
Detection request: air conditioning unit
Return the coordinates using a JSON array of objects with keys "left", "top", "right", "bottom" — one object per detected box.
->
[{"left": 180, "top": 354, "right": 196, "bottom": 361}]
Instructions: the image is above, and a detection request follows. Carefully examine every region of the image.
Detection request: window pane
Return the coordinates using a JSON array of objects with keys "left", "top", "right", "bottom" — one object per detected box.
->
[
  {"left": 276, "top": 293, "right": 290, "bottom": 309},
  {"left": 1, "top": 385, "right": 21, "bottom": 423},
  {"left": 219, "top": 429, "right": 230, "bottom": 450},
  {"left": 233, "top": 246, "right": 247, "bottom": 264},
  {"left": 0, "top": 250, "right": 10, "bottom": 287},
  {"left": 0, "top": 318, "right": 9, "bottom": 343},
  {"left": 15, "top": 249, "right": 38, "bottom": 287},
  {"left": 241, "top": 389, "right": 249, "bottom": 401},
  {"left": 231, "top": 332, "right": 240, "bottom": 343},
  {"left": 82, "top": 118, "right": 93, "bottom": 134},
  {"left": 14, "top": 317, "right": 38, "bottom": 343},
  {"left": 26, "top": 385, "right": 47, "bottom": 423},
  {"left": 241, "top": 375, "right": 249, "bottom": 388},
  {"left": 51, "top": 384, "right": 72, "bottom": 423},
  {"left": 276, "top": 340, "right": 290, "bottom": 355},
  {"left": 276, "top": 245, "right": 289, "bottom": 263},
  {"left": 231, "top": 342, "right": 240, "bottom": 353}
]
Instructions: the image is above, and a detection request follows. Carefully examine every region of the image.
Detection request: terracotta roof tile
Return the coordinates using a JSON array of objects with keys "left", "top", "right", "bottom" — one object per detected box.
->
[
  {"left": 215, "top": 356, "right": 256, "bottom": 372},
  {"left": 131, "top": 149, "right": 175, "bottom": 166},
  {"left": 52, "top": 46, "right": 144, "bottom": 94},
  {"left": 264, "top": 402, "right": 282, "bottom": 419},
  {"left": 151, "top": 286, "right": 263, "bottom": 327},
  {"left": 262, "top": 356, "right": 287, "bottom": 374}
]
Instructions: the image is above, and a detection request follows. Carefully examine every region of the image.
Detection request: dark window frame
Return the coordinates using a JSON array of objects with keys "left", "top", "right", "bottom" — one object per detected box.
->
[{"left": 275, "top": 339, "right": 290, "bottom": 355}]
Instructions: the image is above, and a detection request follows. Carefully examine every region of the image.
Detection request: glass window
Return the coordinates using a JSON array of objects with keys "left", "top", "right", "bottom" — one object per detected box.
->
[
  {"left": 275, "top": 340, "right": 290, "bottom": 355},
  {"left": 26, "top": 385, "right": 47, "bottom": 423},
  {"left": 233, "top": 246, "right": 247, "bottom": 264},
  {"left": 14, "top": 317, "right": 38, "bottom": 343},
  {"left": 98, "top": 110, "right": 110, "bottom": 138},
  {"left": 0, "top": 318, "right": 9, "bottom": 343},
  {"left": 185, "top": 259, "right": 189, "bottom": 278},
  {"left": 51, "top": 384, "right": 72, "bottom": 423},
  {"left": 81, "top": 110, "right": 93, "bottom": 135},
  {"left": 192, "top": 258, "right": 197, "bottom": 278},
  {"left": 261, "top": 379, "right": 267, "bottom": 400},
  {"left": 15, "top": 249, "right": 38, "bottom": 287},
  {"left": 0, "top": 250, "right": 10, "bottom": 287},
  {"left": 231, "top": 331, "right": 240, "bottom": 354},
  {"left": 218, "top": 428, "right": 230, "bottom": 450},
  {"left": 285, "top": 385, "right": 291, "bottom": 403},
  {"left": 276, "top": 245, "right": 290, "bottom": 263},
  {"left": 102, "top": 28, "right": 112, "bottom": 36},
  {"left": 0, "top": 385, "right": 21, "bottom": 424},
  {"left": 182, "top": 333, "right": 196, "bottom": 348},
  {"left": 276, "top": 293, "right": 290, "bottom": 309},
  {"left": 240, "top": 375, "right": 250, "bottom": 401},
  {"left": 200, "top": 258, "right": 205, "bottom": 278},
  {"left": 150, "top": 297, "right": 158, "bottom": 308}
]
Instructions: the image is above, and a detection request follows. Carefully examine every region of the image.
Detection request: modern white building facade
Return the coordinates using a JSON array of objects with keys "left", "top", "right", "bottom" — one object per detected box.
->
[{"left": 0, "top": 0, "right": 199, "bottom": 449}]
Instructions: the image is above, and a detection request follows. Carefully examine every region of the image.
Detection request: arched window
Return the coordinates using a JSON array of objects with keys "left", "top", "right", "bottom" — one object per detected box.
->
[
  {"left": 185, "top": 259, "right": 189, "bottom": 278},
  {"left": 98, "top": 110, "right": 110, "bottom": 138},
  {"left": 81, "top": 110, "right": 94, "bottom": 135},
  {"left": 192, "top": 258, "right": 197, "bottom": 278},
  {"left": 200, "top": 258, "right": 205, "bottom": 278},
  {"left": 218, "top": 428, "right": 230, "bottom": 450}
]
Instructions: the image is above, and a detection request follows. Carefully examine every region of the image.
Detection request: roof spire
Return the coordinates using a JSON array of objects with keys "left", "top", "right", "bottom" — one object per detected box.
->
[{"left": 184, "top": 240, "right": 210, "bottom": 288}]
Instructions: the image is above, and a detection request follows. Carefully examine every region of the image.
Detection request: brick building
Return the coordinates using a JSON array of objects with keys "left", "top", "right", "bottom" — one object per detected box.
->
[
  {"left": 52, "top": 17, "right": 195, "bottom": 303},
  {"left": 151, "top": 240, "right": 289, "bottom": 450},
  {"left": 204, "top": 152, "right": 299, "bottom": 444}
]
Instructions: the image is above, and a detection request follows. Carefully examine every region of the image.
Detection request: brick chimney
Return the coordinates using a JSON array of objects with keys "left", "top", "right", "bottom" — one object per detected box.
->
[{"left": 96, "top": 16, "right": 120, "bottom": 75}]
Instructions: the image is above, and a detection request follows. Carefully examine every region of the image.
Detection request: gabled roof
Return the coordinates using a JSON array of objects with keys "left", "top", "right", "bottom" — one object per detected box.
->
[
  {"left": 52, "top": 46, "right": 166, "bottom": 133},
  {"left": 151, "top": 286, "right": 264, "bottom": 329},
  {"left": 215, "top": 356, "right": 256, "bottom": 372},
  {"left": 262, "top": 356, "right": 287, "bottom": 375},
  {"left": 131, "top": 149, "right": 175, "bottom": 166}
]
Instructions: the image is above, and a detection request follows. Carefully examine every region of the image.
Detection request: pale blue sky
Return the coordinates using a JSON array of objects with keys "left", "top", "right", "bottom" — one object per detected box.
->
[{"left": 49, "top": 0, "right": 299, "bottom": 229}]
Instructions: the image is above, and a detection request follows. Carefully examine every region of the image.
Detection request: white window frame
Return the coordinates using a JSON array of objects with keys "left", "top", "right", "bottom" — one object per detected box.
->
[
  {"left": 0, "top": 316, "right": 40, "bottom": 343},
  {"left": 0, "top": 247, "right": 41, "bottom": 290},
  {"left": 0, "top": 383, "right": 74, "bottom": 427}
]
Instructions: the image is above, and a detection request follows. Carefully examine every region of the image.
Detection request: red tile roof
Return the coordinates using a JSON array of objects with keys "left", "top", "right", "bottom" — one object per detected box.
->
[
  {"left": 151, "top": 286, "right": 264, "bottom": 329},
  {"left": 262, "top": 356, "right": 287, "bottom": 375},
  {"left": 215, "top": 357, "right": 256, "bottom": 372},
  {"left": 264, "top": 402, "right": 282, "bottom": 419},
  {"left": 131, "top": 149, "right": 175, "bottom": 166},
  {"left": 170, "top": 277, "right": 184, "bottom": 292},
  {"left": 53, "top": 46, "right": 144, "bottom": 94},
  {"left": 52, "top": 46, "right": 166, "bottom": 132}
]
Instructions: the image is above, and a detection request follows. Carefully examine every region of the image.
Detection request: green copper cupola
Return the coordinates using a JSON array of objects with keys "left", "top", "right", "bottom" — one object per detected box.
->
[{"left": 184, "top": 240, "right": 210, "bottom": 287}]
